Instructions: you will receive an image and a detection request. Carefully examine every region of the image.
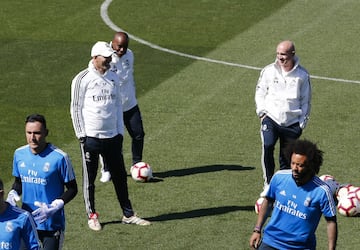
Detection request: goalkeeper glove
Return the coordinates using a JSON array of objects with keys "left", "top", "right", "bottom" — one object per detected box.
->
[
  {"left": 32, "top": 199, "right": 64, "bottom": 224},
  {"left": 6, "top": 190, "right": 20, "bottom": 206}
]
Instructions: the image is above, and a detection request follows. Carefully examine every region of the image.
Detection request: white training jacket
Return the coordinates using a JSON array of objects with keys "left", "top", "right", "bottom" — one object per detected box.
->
[
  {"left": 255, "top": 56, "right": 311, "bottom": 129},
  {"left": 110, "top": 48, "right": 138, "bottom": 112},
  {"left": 70, "top": 60, "right": 124, "bottom": 139}
]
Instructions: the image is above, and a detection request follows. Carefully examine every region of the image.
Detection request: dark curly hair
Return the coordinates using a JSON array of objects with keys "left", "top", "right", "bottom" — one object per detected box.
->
[{"left": 284, "top": 139, "right": 323, "bottom": 174}]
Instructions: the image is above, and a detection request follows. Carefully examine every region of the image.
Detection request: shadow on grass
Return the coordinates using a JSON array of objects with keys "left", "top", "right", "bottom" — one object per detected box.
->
[
  {"left": 146, "top": 205, "right": 254, "bottom": 222},
  {"left": 102, "top": 205, "right": 253, "bottom": 227},
  {"left": 153, "top": 164, "right": 255, "bottom": 179}
]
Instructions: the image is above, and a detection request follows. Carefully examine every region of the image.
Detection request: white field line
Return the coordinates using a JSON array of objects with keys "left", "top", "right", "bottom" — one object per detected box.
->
[{"left": 101, "top": 0, "right": 360, "bottom": 85}]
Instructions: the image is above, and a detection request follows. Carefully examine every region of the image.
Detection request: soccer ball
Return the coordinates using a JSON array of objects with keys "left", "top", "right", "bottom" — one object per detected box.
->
[
  {"left": 254, "top": 197, "right": 264, "bottom": 214},
  {"left": 347, "top": 186, "right": 360, "bottom": 200},
  {"left": 336, "top": 184, "right": 354, "bottom": 201},
  {"left": 319, "top": 175, "right": 340, "bottom": 195},
  {"left": 130, "top": 162, "right": 153, "bottom": 182},
  {"left": 319, "top": 174, "right": 335, "bottom": 181},
  {"left": 337, "top": 194, "right": 360, "bottom": 217}
]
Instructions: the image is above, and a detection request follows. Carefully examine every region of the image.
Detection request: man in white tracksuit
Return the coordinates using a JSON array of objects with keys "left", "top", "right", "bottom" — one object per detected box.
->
[
  {"left": 255, "top": 40, "right": 311, "bottom": 196},
  {"left": 100, "top": 32, "right": 146, "bottom": 182},
  {"left": 70, "top": 41, "right": 150, "bottom": 231}
]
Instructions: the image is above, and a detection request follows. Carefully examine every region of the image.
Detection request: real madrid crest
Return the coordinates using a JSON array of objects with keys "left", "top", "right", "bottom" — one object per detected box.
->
[
  {"left": 43, "top": 162, "right": 50, "bottom": 172},
  {"left": 6, "top": 221, "right": 14, "bottom": 232},
  {"left": 304, "top": 197, "right": 311, "bottom": 207}
]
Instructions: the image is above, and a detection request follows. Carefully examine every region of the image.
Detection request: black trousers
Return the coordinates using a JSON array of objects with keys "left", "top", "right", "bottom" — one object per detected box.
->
[
  {"left": 260, "top": 116, "right": 302, "bottom": 184},
  {"left": 21, "top": 230, "right": 63, "bottom": 250},
  {"left": 80, "top": 134, "right": 134, "bottom": 218},
  {"left": 123, "top": 105, "right": 145, "bottom": 164}
]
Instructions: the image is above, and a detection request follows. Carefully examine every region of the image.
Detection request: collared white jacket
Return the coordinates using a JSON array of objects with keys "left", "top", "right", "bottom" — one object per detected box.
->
[
  {"left": 110, "top": 48, "right": 138, "bottom": 112},
  {"left": 255, "top": 56, "right": 311, "bottom": 128},
  {"left": 70, "top": 60, "right": 124, "bottom": 139}
]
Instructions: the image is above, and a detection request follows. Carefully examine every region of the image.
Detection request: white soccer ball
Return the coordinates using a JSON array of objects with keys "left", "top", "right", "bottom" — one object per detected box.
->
[
  {"left": 319, "top": 175, "right": 340, "bottom": 195},
  {"left": 347, "top": 186, "right": 360, "bottom": 200},
  {"left": 254, "top": 197, "right": 264, "bottom": 214},
  {"left": 130, "top": 162, "right": 153, "bottom": 182},
  {"left": 336, "top": 184, "right": 354, "bottom": 201},
  {"left": 319, "top": 174, "right": 335, "bottom": 181},
  {"left": 337, "top": 194, "right": 360, "bottom": 217}
]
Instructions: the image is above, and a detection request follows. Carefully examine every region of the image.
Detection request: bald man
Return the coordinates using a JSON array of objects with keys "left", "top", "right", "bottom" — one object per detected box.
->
[
  {"left": 255, "top": 40, "right": 312, "bottom": 196},
  {"left": 99, "top": 32, "right": 146, "bottom": 183}
]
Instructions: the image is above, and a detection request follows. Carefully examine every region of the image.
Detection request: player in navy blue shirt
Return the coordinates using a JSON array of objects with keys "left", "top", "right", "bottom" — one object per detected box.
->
[
  {"left": 0, "top": 178, "right": 40, "bottom": 250},
  {"left": 7, "top": 114, "right": 78, "bottom": 250},
  {"left": 250, "top": 139, "right": 337, "bottom": 250}
]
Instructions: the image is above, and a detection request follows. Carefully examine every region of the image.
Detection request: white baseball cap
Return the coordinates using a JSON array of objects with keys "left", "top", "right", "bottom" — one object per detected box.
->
[{"left": 91, "top": 41, "right": 114, "bottom": 57}]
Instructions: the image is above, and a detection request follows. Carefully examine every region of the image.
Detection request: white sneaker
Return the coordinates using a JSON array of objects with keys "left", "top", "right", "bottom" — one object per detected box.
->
[
  {"left": 260, "top": 184, "right": 269, "bottom": 197},
  {"left": 122, "top": 214, "right": 151, "bottom": 226},
  {"left": 88, "top": 213, "right": 102, "bottom": 231},
  {"left": 100, "top": 170, "right": 111, "bottom": 183}
]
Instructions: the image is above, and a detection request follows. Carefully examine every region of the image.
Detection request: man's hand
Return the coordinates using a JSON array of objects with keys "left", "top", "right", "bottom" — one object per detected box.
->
[
  {"left": 6, "top": 190, "right": 20, "bottom": 206},
  {"left": 79, "top": 137, "right": 86, "bottom": 143},
  {"left": 249, "top": 231, "right": 262, "bottom": 249},
  {"left": 32, "top": 199, "right": 64, "bottom": 224}
]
